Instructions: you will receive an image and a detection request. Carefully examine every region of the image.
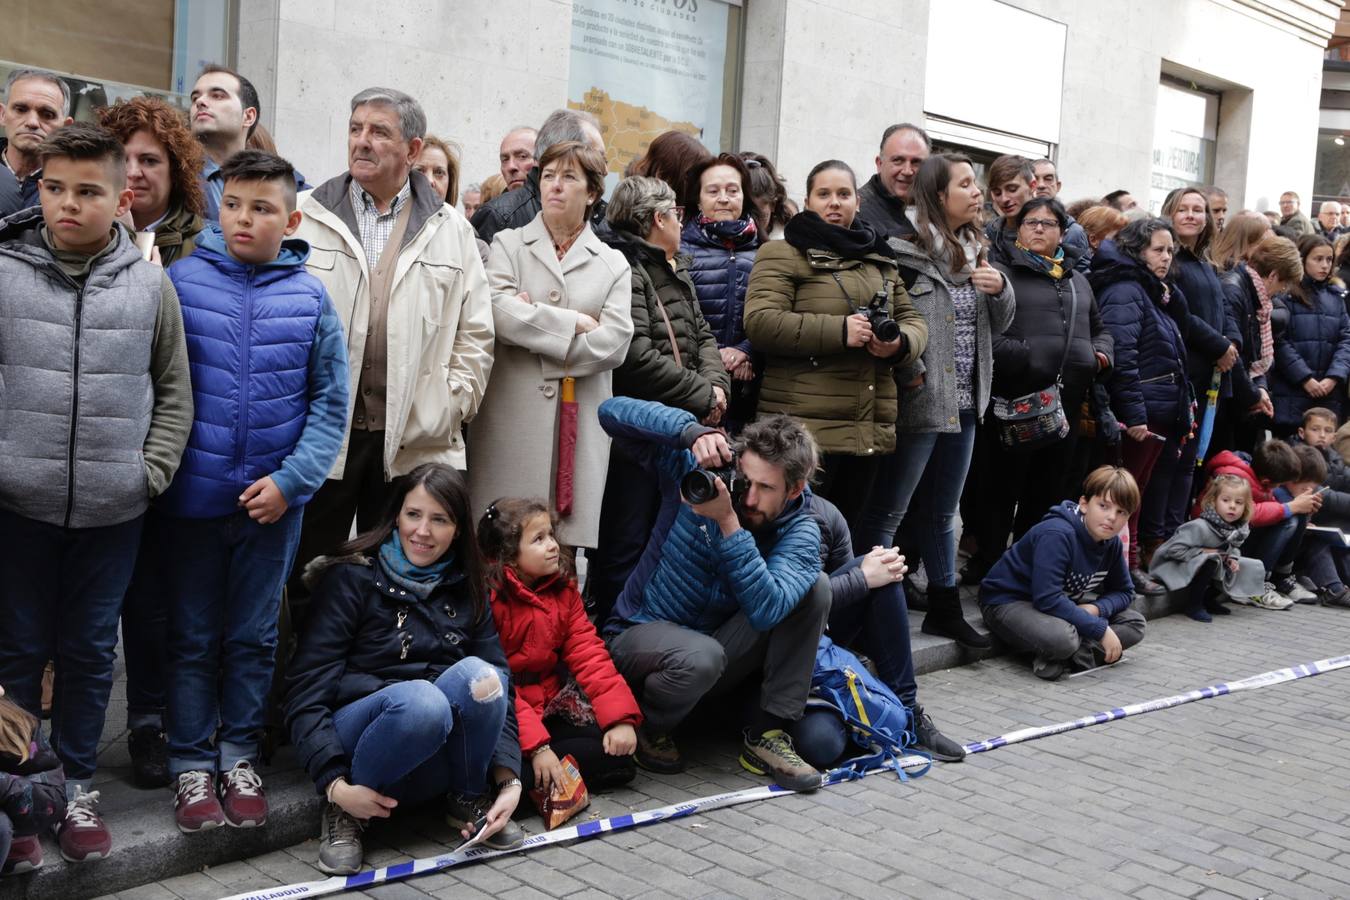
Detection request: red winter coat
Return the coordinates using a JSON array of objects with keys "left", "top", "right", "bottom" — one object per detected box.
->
[
  {"left": 1194, "top": 450, "right": 1287, "bottom": 528},
  {"left": 490, "top": 568, "right": 642, "bottom": 754}
]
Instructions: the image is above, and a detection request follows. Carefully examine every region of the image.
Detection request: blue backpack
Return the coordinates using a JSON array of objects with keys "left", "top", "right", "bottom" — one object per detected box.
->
[{"left": 807, "top": 635, "right": 930, "bottom": 779}]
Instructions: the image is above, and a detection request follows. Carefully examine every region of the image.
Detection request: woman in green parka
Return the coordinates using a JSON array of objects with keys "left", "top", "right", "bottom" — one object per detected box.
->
[
  {"left": 98, "top": 96, "right": 206, "bottom": 266},
  {"left": 744, "top": 159, "right": 927, "bottom": 527}
]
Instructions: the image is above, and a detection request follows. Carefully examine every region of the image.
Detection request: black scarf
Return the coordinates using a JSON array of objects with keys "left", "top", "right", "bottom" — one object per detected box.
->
[{"left": 784, "top": 210, "right": 892, "bottom": 261}]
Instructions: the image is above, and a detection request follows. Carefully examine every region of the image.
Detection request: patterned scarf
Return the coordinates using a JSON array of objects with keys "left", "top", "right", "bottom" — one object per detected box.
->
[
  {"left": 1246, "top": 266, "right": 1275, "bottom": 377},
  {"left": 1200, "top": 506, "right": 1240, "bottom": 540},
  {"left": 378, "top": 532, "right": 454, "bottom": 600},
  {"left": 1014, "top": 240, "right": 1065, "bottom": 279},
  {"left": 696, "top": 214, "right": 757, "bottom": 249}
]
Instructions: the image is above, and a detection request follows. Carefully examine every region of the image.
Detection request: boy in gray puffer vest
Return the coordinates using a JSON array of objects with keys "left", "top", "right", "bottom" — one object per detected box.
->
[{"left": 0, "top": 123, "right": 192, "bottom": 863}]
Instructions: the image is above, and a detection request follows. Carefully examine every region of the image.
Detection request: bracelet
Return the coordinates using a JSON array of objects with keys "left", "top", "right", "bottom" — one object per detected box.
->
[
  {"left": 496, "top": 777, "right": 523, "bottom": 791},
  {"left": 530, "top": 743, "right": 551, "bottom": 759},
  {"left": 326, "top": 776, "right": 347, "bottom": 803}
]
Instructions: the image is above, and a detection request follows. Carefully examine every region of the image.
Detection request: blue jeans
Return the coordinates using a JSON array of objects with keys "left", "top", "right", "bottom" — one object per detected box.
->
[
  {"left": 332, "top": 658, "right": 508, "bottom": 802},
  {"left": 0, "top": 509, "right": 144, "bottom": 786},
  {"left": 853, "top": 411, "right": 978, "bottom": 587},
  {"left": 1243, "top": 487, "right": 1307, "bottom": 578},
  {"left": 827, "top": 558, "right": 917, "bottom": 706},
  {"left": 164, "top": 507, "right": 304, "bottom": 776}
]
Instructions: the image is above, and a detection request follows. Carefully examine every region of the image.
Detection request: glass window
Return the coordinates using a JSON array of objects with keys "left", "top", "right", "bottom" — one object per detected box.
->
[
  {"left": 1314, "top": 129, "right": 1350, "bottom": 203},
  {"left": 0, "top": 0, "right": 230, "bottom": 113},
  {"left": 568, "top": 0, "right": 743, "bottom": 180},
  {"left": 1150, "top": 80, "right": 1218, "bottom": 214}
]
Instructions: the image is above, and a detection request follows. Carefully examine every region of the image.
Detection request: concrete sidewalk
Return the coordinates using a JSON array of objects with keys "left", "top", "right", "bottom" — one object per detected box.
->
[{"left": 2, "top": 585, "right": 1185, "bottom": 900}]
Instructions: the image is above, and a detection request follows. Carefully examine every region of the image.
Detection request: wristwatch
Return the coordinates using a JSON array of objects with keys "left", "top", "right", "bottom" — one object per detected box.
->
[{"left": 497, "top": 776, "right": 523, "bottom": 791}]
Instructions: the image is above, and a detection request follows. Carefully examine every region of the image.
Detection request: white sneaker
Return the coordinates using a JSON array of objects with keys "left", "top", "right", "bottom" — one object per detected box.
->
[
  {"left": 1253, "top": 584, "right": 1296, "bottom": 610},
  {"left": 1276, "top": 578, "right": 1318, "bottom": 604}
]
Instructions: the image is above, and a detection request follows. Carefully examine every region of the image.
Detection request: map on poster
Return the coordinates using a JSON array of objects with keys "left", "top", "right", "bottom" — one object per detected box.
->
[{"left": 568, "top": 0, "right": 730, "bottom": 177}]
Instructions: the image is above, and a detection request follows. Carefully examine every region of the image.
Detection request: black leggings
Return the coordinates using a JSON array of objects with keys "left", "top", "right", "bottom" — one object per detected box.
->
[{"left": 518, "top": 717, "right": 636, "bottom": 795}]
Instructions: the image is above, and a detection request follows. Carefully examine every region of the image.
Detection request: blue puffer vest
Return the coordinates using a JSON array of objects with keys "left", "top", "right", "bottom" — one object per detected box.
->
[
  {"left": 680, "top": 218, "right": 758, "bottom": 352},
  {"left": 157, "top": 227, "right": 325, "bottom": 518}
]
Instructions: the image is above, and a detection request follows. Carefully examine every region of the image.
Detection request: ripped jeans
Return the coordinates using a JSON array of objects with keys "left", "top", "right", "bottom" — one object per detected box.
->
[{"left": 332, "top": 657, "right": 508, "bottom": 802}]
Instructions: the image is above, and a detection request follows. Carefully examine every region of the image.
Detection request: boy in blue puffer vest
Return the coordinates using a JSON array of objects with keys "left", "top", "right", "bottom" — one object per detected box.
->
[
  {"left": 153, "top": 151, "right": 349, "bottom": 833},
  {"left": 978, "top": 466, "right": 1147, "bottom": 681}
]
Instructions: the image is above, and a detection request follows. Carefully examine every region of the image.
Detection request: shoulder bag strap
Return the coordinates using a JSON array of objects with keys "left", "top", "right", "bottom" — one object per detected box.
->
[{"left": 1056, "top": 278, "right": 1079, "bottom": 384}]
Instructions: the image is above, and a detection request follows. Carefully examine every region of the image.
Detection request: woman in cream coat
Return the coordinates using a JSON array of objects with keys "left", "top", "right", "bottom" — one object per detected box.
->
[{"left": 468, "top": 141, "right": 634, "bottom": 548}]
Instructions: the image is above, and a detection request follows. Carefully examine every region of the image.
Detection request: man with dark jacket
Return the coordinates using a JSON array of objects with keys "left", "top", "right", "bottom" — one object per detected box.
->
[
  {"left": 0, "top": 69, "right": 73, "bottom": 219},
  {"left": 471, "top": 108, "right": 606, "bottom": 244},
  {"left": 856, "top": 123, "right": 929, "bottom": 242},
  {"left": 986, "top": 155, "right": 1090, "bottom": 271},
  {"left": 599, "top": 397, "right": 828, "bottom": 793},
  {"left": 796, "top": 494, "right": 966, "bottom": 762}
]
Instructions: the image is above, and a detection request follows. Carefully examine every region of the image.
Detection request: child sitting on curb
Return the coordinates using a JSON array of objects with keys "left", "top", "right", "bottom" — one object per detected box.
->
[
  {"left": 1196, "top": 441, "right": 1322, "bottom": 605},
  {"left": 978, "top": 466, "right": 1147, "bottom": 681},
  {"left": 1149, "top": 475, "right": 1268, "bottom": 619},
  {"left": 0, "top": 686, "right": 65, "bottom": 875},
  {"left": 1292, "top": 408, "right": 1350, "bottom": 608},
  {"left": 478, "top": 498, "right": 641, "bottom": 802}
]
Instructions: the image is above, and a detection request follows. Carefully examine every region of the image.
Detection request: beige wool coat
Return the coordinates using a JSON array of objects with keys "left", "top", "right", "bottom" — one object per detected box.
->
[{"left": 467, "top": 214, "right": 634, "bottom": 547}]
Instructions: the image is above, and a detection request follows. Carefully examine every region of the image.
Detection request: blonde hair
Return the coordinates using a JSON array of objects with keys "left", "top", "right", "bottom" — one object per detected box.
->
[
  {"left": 1247, "top": 235, "right": 1303, "bottom": 285},
  {"left": 418, "top": 134, "right": 461, "bottom": 206},
  {"left": 1076, "top": 205, "right": 1128, "bottom": 248},
  {"left": 479, "top": 173, "right": 507, "bottom": 204},
  {"left": 0, "top": 694, "right": 36, "bottom": 763},
  {"left": 1200, "top": 474, "right": 1254, "bottom": 525},
  {"left": 1211, "top": 213, "right": 1271, "bottom": 272},
  {"left": 1081, "top": 466, "right": 1141, "bottom": 516}
]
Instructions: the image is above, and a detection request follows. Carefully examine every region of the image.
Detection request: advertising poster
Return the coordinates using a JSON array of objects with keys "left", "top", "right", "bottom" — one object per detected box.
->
[{"left": 569, "top": 0, "right": 731, "bottom": 177}]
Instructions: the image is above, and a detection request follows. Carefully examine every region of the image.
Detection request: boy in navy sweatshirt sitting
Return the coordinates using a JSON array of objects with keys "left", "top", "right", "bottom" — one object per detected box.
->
[
  {"left": 979, "top": 466, "right": 1147, "bottom": 681},
  {"left": 152, "top": 151, "right": 349, "bottom": 833}
]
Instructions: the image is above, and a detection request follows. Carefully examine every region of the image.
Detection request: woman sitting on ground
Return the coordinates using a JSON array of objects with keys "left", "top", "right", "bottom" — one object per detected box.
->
[{"left": 285, "top": 464, "right": 523, "bottom": 876}]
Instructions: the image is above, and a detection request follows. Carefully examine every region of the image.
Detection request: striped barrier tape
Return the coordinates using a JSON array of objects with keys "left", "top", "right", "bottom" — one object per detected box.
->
[
  {"left": 221, "top": 651, "right": 1350, "bottom": 900},
  {"left": 220, "top": 754, "right": 932, "bottom": 900}
]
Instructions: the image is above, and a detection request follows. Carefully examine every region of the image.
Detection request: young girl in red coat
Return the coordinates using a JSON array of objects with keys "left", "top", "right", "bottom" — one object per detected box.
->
[{"left": 479, "top": 499, "right": 641, "bottom": 797}]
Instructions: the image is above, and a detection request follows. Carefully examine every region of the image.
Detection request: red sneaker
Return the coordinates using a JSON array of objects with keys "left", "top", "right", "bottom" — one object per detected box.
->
[
  {"left": 58, "top": 787, "right": 111, "bottom": 862},
  {"left": 174, "top": 770, "right": 225, "bottom": 833},
  {"left": 2, "top": 834, "right": 43, "bottom": 873},
  {"left": 219, "top": 761, "right": 267, "bottom": 828}
]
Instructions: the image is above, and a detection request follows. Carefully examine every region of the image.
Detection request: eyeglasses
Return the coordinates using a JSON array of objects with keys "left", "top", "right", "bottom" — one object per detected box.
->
[
  {"left": 1021, "top": 218, "right": 1061, "bottom": 231},
  {"left": 666, "top": 206, "right": 685, "bottom": 224}
]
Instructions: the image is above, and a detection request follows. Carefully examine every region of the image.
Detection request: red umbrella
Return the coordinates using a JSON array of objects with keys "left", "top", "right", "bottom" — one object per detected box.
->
[{"left": 555, "top": 376, "right": 578, "bottom": 517}]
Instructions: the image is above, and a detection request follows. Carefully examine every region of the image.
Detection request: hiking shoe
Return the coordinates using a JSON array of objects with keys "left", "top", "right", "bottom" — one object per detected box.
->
[
  {"left": 317, "top": 801, "right": 364, "bottom": 875},
  {"left": 58, "top": 787, "right": 111, "bottom": 863},
  {"left": 1032, "top": 655, "right": 1065, "bottom": 681},
  {"left": 219, "top": 761, "right": 267, "bottom": 828},
  {"left": 2, "top": 834, "right": 42, "bottom": 874},
  {"left": 174, "top": 770, "right": 225, "bottom": 833},
  {"left": 446, "top": 793, "right": 525, "bottom": 851},
  {"left": 1320, "top": 585, "right": 1350, "bottom": 609},
  {"left": 911, "top": 705, "right": 965, "bottom": 762},
  {"left": 634, "top": 728, "right": 685, "bottom": 774},
  {"left": 1274, "top": 574, "right": 1317, "bottom": 604},
  {"left": 739, "top": 729, "right": 822, "bottom": 792},
  {"left": 1253, "top": 584, "right": 1296, "bottom": 610},
  {"left": 128, "top": 725, "right": 171, "bottom": 789}
]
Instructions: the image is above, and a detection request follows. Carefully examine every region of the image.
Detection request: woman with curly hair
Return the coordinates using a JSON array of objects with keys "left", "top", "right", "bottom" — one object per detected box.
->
[{"left": 97, "top": 96, "right": 206, "bottom": 266}]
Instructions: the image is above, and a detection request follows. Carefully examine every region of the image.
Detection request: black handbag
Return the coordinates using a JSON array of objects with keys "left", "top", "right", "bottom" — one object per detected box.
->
[{"left": 990, "top": 278, "right": 1079, "bottom": 449}]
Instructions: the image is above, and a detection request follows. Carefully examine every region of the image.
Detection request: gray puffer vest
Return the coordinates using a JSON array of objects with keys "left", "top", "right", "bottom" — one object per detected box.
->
[{"left": 0, "top": 210, "right": 162, "bottom": 527}]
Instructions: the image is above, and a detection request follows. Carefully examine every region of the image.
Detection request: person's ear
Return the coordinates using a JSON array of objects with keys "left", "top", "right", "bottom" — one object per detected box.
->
[
  {"left": 406, "top": 136, "right": 424, "bottom": 165},
  {"left": 242, "top": 107, "right": 257, "bottom": 131},
  {"left": 787, "top": 480, "right": 806, "bottom": 503},
  {"left": 284, "top": 208, "right": 303, "bottom": 235},
  {"left": 1078, "top": 494, "right": 1089, "bottom": 513},
  {"left": 115, "top": 186, "right": 135, "bottom": 220}
]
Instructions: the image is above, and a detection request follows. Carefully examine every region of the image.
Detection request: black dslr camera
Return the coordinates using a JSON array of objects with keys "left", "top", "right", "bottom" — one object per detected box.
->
[
  {"left": 863, "top": 288, "right": 901, "bottom": 343},
  {"left": 680, "top": 452, "right": 745, "bottom": 506}
]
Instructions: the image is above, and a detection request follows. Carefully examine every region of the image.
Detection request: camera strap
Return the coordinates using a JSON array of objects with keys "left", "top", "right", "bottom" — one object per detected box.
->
[{"left": 830, "top": 270, "right": 890, "bottom": 315}]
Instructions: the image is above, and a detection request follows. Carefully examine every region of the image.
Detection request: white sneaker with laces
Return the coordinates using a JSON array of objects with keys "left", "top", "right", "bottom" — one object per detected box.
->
[{"left": 1253, "top": 583, "right": 1296, "bottom": 610}]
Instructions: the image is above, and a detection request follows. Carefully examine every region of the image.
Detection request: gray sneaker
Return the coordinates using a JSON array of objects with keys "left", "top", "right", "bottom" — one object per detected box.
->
[
  {"left": 445, "top": 793, "right": 525, "bottom": 851},
  {"left": 317, "top": 801, "right": 364, "bottom": 875},
  {"left": 739, "top": 729, "right": 823, "bottom": 792}
]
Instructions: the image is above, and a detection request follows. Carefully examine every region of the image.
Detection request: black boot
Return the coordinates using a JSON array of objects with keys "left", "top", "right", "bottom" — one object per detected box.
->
[{"left": 921, "top": 585, "right": 992, "bottom": 650}]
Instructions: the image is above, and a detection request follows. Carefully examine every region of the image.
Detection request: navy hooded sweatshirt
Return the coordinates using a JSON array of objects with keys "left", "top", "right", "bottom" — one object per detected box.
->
[{"left": 978, "top": 500, "right": 1136, "bottom": 640}]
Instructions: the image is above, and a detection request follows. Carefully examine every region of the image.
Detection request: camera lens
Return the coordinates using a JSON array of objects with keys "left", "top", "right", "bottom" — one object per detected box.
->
[
  {"left": 873, "top": 316, "right": 900, "bottom": 343},
  {"left": 680, "top": 469, "right": 720, "bottom": 505}
]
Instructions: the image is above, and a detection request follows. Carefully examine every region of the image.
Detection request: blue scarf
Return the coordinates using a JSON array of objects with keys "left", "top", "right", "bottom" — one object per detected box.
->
[{"left": 378, "top": 533, "right": 454, "bottom": 600}]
